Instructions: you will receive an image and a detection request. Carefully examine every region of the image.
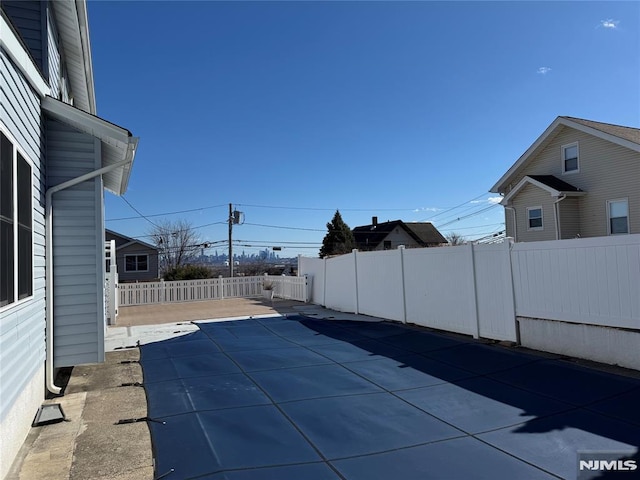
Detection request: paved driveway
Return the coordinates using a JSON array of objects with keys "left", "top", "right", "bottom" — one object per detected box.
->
[{"left": 139, "top": 315, "right": 640, "bottom": 480}]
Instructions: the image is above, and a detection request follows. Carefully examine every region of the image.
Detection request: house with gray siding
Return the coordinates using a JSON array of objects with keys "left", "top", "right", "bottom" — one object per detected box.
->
[
  {"left": 106, "top": 229, "right": 160, "bottom": 282},
  {"left": 0, "top": 1, "right": 138, "bottom": 477},
  {"left": 491, "top": 116, "right": 640, "bottom": 242}
]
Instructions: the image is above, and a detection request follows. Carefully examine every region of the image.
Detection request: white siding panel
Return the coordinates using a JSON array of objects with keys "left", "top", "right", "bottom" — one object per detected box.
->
[
  {"left": 356, "top": 250, "right": 404, "bottom": 322},
  {"left": 324, "top": 253, "right": 357, "bottom": 313},
  {"left": 403, "top": 246, "right": 477, "bottom": 336},
  {"left": 298, "top": 256, "right": 325, "bottom": 305},
  {"left": 474, "top": 242, "right": 517, "bottom": 342},
  {"left": 512, "top": 235, "right": 640, "bottom": 329}
]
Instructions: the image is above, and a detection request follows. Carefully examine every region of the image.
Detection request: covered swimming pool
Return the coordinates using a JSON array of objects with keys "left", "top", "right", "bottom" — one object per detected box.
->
[{"left": 139, "top": 315, "right": 640, "bottom": 479}]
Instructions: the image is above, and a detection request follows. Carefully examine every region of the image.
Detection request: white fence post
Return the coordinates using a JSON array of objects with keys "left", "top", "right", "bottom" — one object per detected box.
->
[
  {"left": 398, "top": 245, "right": 407, "bottom": 324},
  {"left": 353, "top": 249, "right": 359, "bottom": 315},
  {"left": 219, "top": 275, "right": 224, "bottom": 300},
  {"left": 468, "top": 242, "right": 480, "bottom": 339},
  {"left": 323, "top": 257, "right": 327, "bottom": 307}
]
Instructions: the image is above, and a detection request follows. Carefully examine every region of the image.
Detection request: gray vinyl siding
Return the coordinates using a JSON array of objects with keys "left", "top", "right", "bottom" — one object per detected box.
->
[
  {"left": 46, "top": 4, "right": 60, "bottom": 98},
  {"left": 117, "top": 244, "right": 160, "bottom": 282},
  {"left": 46, "top": 118, "right": 105, "bottom": 368},
  {"left": 1, "top": 0, "right": 48, "bottom": 78},
  {"left": 510, "top": 184, "right": 557, "bottom": 242},
  {"left": 0, "top": 48, "right": 45, "bottom": 420},
  {"left": 507, "top": 126, "right": 640, "bottom": 237}
]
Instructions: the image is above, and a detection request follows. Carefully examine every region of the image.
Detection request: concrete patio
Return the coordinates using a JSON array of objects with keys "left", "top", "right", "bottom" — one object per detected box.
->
[{"left": 6, "top": 298, "right": 640, "bottom": 480}]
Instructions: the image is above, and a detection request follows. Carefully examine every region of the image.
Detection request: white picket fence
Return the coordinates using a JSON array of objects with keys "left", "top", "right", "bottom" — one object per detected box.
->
[{"left": 118, "top": 275, "right": 311, "bottom": 306}]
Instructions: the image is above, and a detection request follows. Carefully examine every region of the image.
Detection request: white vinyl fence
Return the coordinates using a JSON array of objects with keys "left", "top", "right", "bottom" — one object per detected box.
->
[
  {"left": 119, "top": 275, "right": 311, "bottom": 306},
  {"left": 511, "top": 235, "right": 640, "bottom": 329},
  {"left": 299, "top": 235, "right": 640, "bottom": 344}
]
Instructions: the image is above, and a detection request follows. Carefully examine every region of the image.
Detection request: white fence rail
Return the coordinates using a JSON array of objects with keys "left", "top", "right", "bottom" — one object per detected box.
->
[
  {"left": 119, "top": 275, "right": 310, "bottom": 306},
  {"left": 299, "top": 235, "right": 640, "bottom": 343}
]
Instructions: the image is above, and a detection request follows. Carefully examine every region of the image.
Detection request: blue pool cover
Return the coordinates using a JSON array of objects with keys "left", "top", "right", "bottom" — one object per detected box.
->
[{"left": 139, "top": 315, "right": 640, "bottom": 480}]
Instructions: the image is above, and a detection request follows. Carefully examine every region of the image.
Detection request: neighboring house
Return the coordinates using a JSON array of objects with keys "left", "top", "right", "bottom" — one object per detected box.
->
[
  {"left": 106, "top": 229, "right": 159, "bottom": 282},
  {"left": 0, "top": 1, "right": 138, "bottom": 477},
  {"left": 491, "top": 116, "right": 640, "bottom": 242},
  {"left": 353, "top": 217, "right": 447, "bottom": 251}
]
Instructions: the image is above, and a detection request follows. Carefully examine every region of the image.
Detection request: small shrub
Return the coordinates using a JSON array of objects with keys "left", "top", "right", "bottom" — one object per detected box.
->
[{"left": 163, "top": 265, "right": 213, "bottom": 281}]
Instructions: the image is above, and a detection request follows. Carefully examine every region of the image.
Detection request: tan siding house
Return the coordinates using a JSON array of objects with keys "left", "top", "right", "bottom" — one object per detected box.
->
[{"left": 491, "top": 117, "right": 640, "bottom": 241}]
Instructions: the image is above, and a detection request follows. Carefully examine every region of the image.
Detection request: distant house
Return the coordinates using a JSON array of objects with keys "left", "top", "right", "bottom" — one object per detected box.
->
[
  {"left": 353, "top": 217, "right": 447, "bottom": 251},
  {"left": 106, "top": 230, "right": 159, "bottom": 282},
  {"left": 491, "top": 116, "right": 640, "bottom": 242},
  {"left": 0, "top": 1, "right": 137, "bottom": 476}
]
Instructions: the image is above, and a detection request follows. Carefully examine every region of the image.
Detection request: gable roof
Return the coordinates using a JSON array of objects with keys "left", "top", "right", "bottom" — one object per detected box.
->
[
  {"left": 491, "top": 116, "right": 640, "bottom": 193},
  {"left": 352, "top": 220, "right": 447, "bottom": 249},
  {"left": 501, "top": 175, "right": 586, "bottom": 205},
  {"left": 403, "top": 222, "right": 448, "bottom": 245},
  {"left": 106, "top": 229, "right": 157, "bottom": 251}
]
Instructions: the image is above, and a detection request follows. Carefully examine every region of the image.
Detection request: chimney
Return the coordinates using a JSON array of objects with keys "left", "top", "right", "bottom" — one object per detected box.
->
[{"left": 372, "top": 216, "right": 378, "bottom": 226}]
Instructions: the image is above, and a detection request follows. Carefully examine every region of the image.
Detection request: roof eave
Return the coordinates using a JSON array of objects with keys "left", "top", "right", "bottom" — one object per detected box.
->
[
  {"left": 42, "top": 96, "right": 137, "bottom": 196},
  {"left": 50, "top": 0, "right": 96, "bottom": 114}
]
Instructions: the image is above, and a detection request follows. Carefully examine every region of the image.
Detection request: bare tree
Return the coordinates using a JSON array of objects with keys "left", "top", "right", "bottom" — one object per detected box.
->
[
  {"left": 445, "top": 232, "right": 466, "bottom": 246},
  {"left": 148, "top": 219, "right": 201, "bottom": 275}
]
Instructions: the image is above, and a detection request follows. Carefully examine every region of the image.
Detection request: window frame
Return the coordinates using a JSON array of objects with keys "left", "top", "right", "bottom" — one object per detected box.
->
[
  {"left": 607, "top": 198, "right": 629, "bottom": 235},
  {"left": 124, "top": 254, "right": 149, "bottom": 273},
  {"left": 527, "top": 206, "right": 544, "bottom": 231},
  {"left": 561, "top": 142, "right": 579, "bottom": 174},
  {"left": 0, "top": 126, "right": 34, "bottom": 310}
]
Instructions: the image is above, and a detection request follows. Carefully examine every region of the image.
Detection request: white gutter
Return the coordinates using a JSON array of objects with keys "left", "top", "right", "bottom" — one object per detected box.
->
[
  {"left": 45, "top": 155, "right": 134, "bottom": 394},
  {"left": 553, "top": 195, "right": 567, "bottom": 241}
]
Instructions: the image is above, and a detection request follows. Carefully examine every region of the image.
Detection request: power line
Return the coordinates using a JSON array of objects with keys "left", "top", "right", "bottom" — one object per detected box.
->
[
  {"left": 243, "top": 222, "right": 325, "bottom": 232},
  {"left": 435, "top": 203, "right": 501, "bottom": 229},
  {"left": 120, "top": 196, "right": 162, "bottom": 228},
  {"left": 106, "top": 203, "right": 227, "bottom": 221},
  {"left": 237, "top": 203, "right": 420, "bottom": 212},
  {"left": 419, "top": 192, "right": 490, "bottom": 222}
]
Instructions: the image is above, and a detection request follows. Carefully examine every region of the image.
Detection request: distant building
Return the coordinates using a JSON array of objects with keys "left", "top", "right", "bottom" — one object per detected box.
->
[
  {"left": 105, "top": 230, "right": 160, "bottom": 282},
  {"left": 353, "top": 217, "right": 447, "bottom": 251}
]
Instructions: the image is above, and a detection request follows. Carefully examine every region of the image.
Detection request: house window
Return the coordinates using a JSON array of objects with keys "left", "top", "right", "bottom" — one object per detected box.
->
[
  {"left": 607, "top": 199, "right": 629, "bottom": 235},
  {"left": 1, "top": 131, "right": 32, "bottom": 307},
  {"left": 562, "top": 143, "right": 579, "bottom": 173},
  {"left": 383, "top": 241, "right": 392, "bottom": 250},
  {"left": 527, "top": 207, "right": 543, "bottom": 230},
  {"left": 125, "top": 254, "right": 149, "bottom": 272}
]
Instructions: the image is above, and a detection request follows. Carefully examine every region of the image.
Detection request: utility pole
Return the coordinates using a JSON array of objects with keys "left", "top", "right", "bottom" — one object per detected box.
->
[{"left": 228, "top": 203, "right": 233, "bottom": 278}]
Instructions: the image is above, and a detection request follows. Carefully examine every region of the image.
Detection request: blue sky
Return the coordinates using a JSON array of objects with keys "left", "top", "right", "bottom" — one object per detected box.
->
[{"left": 89, "top": 1, "right": 639, "bottom": 257}]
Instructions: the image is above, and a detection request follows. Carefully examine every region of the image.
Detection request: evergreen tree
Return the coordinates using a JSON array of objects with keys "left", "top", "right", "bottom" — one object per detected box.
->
[{"left": 319, "top": 210, "right": 356, "bottom": 258}]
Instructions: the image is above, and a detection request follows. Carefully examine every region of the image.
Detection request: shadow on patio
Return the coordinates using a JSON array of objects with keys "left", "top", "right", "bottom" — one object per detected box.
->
[{"left": 139, "top": 314, "right": 640, "bottom": 480}]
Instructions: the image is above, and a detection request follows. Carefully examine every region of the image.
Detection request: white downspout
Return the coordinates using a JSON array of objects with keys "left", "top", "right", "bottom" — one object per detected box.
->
[
  {"left": 45, "top": 157, "right": 133, "bottom": 394},
  {"left": 553, "top": 195, "right": 567, "bottom": 240},
  {"left": 504, "top": 205, "right": 517, "bottom": 242}
]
